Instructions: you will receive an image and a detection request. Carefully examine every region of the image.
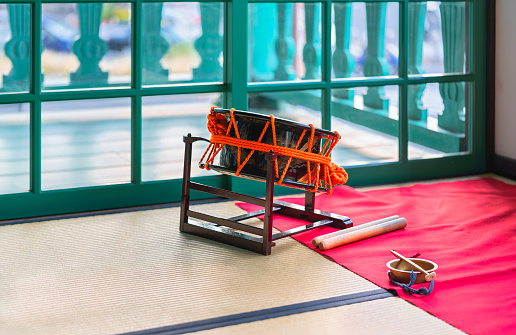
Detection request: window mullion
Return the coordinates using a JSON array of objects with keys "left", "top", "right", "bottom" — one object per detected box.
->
[
  {"left": 322, "top": 1, "right": 332, "bottom": 130},
  {"left": 399, "top": 0, "right": 409, "bottom": 163},
  {"left": 131, "top": 1, "right": 142, "bottom": 185},
  {"left": 227, "top": 0, "right": 248, "bottom": 110},
  {"left": 31, "top": 1, "right": 42, "bottom": 194}
]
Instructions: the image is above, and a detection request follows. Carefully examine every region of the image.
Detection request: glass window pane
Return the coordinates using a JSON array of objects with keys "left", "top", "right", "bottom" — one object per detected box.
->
[
  {"left": 331, "top": 86, "right": 399, "bottom": 166},
  {"left": 410, "top": 1, "right": 470, "bottom": 76},
  {"left": 249, "top": 3, "right": 322, "bottom": 82},
  {"left": 41, "top": 98, "right": 131, "bottom": 190},
  {"left": 332, "top": 2, "right": 398, "bottom": 79},
  {"left": 0, "top": 103, "right": 30, "bottom": 194},
  {"left": 0, "top": 4, "right": 31, "bottom": 93},
  {"left": 248, "top": 90, "right": 322, "bottom": 128},
  {"left": 408, "top": 82, "right": 469, "bottom": 160},
  {"left": 142, "top": 2, "right": 224, "bottom": 85},
  {"left": 42, "top": 3, "right": 132, "bottom": 90},
  {"left": 141, "top": 93, "right": 223, "bottom": 181}
]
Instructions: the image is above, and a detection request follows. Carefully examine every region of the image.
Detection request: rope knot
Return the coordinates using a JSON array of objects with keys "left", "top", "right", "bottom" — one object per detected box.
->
[
  {"left": 328, "top": 163, "right": 348, "bottom": 185},
  {"left": 207, "top": 107, "right": 228, "bottom": 136}
]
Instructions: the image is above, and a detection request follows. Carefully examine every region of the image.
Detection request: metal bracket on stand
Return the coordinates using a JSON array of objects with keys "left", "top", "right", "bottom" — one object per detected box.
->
[{"left": 180, "top": 134, "right": 353, "bottom": 255}]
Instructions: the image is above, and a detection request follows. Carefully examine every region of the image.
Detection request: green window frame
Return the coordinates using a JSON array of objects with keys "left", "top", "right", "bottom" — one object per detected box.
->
[{"left": 0, "top": 0, "right": 486, "bottom": 221}]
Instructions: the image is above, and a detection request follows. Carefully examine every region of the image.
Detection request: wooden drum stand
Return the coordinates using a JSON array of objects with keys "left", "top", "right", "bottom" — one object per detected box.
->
[{"left": 180, "top": 134, "right": 352, "bottom": 255}]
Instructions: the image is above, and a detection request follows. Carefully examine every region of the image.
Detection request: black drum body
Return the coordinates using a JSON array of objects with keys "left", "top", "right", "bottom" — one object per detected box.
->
[{"left": 218, "top": 111, "right": 322, "bottom": 183}]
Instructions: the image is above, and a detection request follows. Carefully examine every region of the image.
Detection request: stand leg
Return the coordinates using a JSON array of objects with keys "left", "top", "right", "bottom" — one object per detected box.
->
[
  {"left": 305, "top": 190, "right": 315, "bottom": 211},
  {"left": 180, "top": 134, "right": 193, "bottom": 232},
  {"left": 262, "top": 151, "right": 276, "bottom": 255}
]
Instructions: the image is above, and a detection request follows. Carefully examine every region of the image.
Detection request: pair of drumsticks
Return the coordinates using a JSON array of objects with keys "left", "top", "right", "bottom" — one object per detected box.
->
[{"left": 312, "top": 215, "right": 407, "bottom": 250}]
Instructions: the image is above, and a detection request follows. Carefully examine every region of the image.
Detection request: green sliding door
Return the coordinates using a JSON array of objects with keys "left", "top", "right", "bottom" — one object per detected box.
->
[{"left": 0, "top": 0, "right": 486, "bottom": 221}]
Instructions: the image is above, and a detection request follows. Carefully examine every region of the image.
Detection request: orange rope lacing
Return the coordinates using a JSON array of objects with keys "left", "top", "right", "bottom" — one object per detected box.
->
[{"left": 199, "top": 107, "right": 348, "bottom": 194}]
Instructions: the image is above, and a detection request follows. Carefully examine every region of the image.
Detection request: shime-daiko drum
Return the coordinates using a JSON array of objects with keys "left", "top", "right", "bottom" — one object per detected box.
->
[
  {"left": 199, "top": 107, "right": 348, "bottom": 194},
  {"left": 180, "top": 106, "right": 352, "bottom": 255}
]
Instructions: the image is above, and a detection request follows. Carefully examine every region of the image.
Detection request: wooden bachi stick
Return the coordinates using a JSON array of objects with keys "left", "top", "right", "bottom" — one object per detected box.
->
[
  {"left": 312, "top": 215, "right": 399, "bottom": 248},
  {"left": 318, "top": 217, "right": 407, "bottom": 250},
  {"left": 390, "top": 250, "right": 436, "bottom": 282}
]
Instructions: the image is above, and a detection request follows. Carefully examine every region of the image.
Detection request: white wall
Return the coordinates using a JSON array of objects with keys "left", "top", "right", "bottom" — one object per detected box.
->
[{"left": 495, "top": 0, "right": 516, "bottom": 160}]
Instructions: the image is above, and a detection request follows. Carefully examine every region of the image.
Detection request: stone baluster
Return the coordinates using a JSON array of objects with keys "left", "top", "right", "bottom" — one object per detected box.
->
[
  {"left": 193, "top": 3, "right": 223, "bottom": 82},
  {"left": 3, "top": 4, "right": 31, "bottom": 90},
  {"left": 363, "top": 3, "right": 389, "bottom": 110},
  {"left": 438, "top": 2, "right": 466, "bottom": 133},
  {"left": 142, "top": 3, "right": 169, "bottom": 84},
  {"left": 303, "top": 3, "right": 320, "bottom": 80},
  {"left": 274, "top": 3, "right": 295, "bottom": 80},
  {"left": 70, "top": 3, "right": 108, "bottom": 85},
  {"left": 332, "top": 2, "right": 354, "bottom": 100},
  {"left": 408, "top": 3, "right": 427, "bottom": 121}
]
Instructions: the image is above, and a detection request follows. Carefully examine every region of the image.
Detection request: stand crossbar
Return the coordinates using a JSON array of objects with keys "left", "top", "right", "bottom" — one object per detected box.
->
[{"left": 180, "top": 134, "right": 353, "bottom": 255}]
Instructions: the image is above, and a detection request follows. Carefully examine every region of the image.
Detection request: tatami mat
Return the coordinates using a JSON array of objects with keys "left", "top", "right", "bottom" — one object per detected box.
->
[
  {"left": 0, "top": 175, "right": 494, "bottom": 334},
  {"left": 0, "top": 202, "right": 379, "bottom": 335}
]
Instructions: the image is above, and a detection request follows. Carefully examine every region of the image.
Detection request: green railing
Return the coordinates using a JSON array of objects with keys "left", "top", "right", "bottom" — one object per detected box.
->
[
  {"left": 249, "top": 2, "right": 468, "bottom": 153},
  {"left": 2, "top": 4, "right": 31, "bottom": 91},
  {"left": 0, "top": 1, "right": 487, "bottom": 221}
]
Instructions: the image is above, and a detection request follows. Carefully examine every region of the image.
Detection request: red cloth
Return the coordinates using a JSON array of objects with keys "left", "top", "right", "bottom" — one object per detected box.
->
[{"left": 237, "top": 178, "right": 516, "bottom": 334}]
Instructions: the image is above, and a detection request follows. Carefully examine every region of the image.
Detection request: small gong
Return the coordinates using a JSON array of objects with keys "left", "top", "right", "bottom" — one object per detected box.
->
[{"left": 387, "top": 258, "right": 438, "bottom": 284}]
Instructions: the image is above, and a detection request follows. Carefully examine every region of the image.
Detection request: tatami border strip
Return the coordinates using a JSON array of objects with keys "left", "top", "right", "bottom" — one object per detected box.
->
[{"left": 121, "top": 289, "right": 394, "bottom": 335}]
